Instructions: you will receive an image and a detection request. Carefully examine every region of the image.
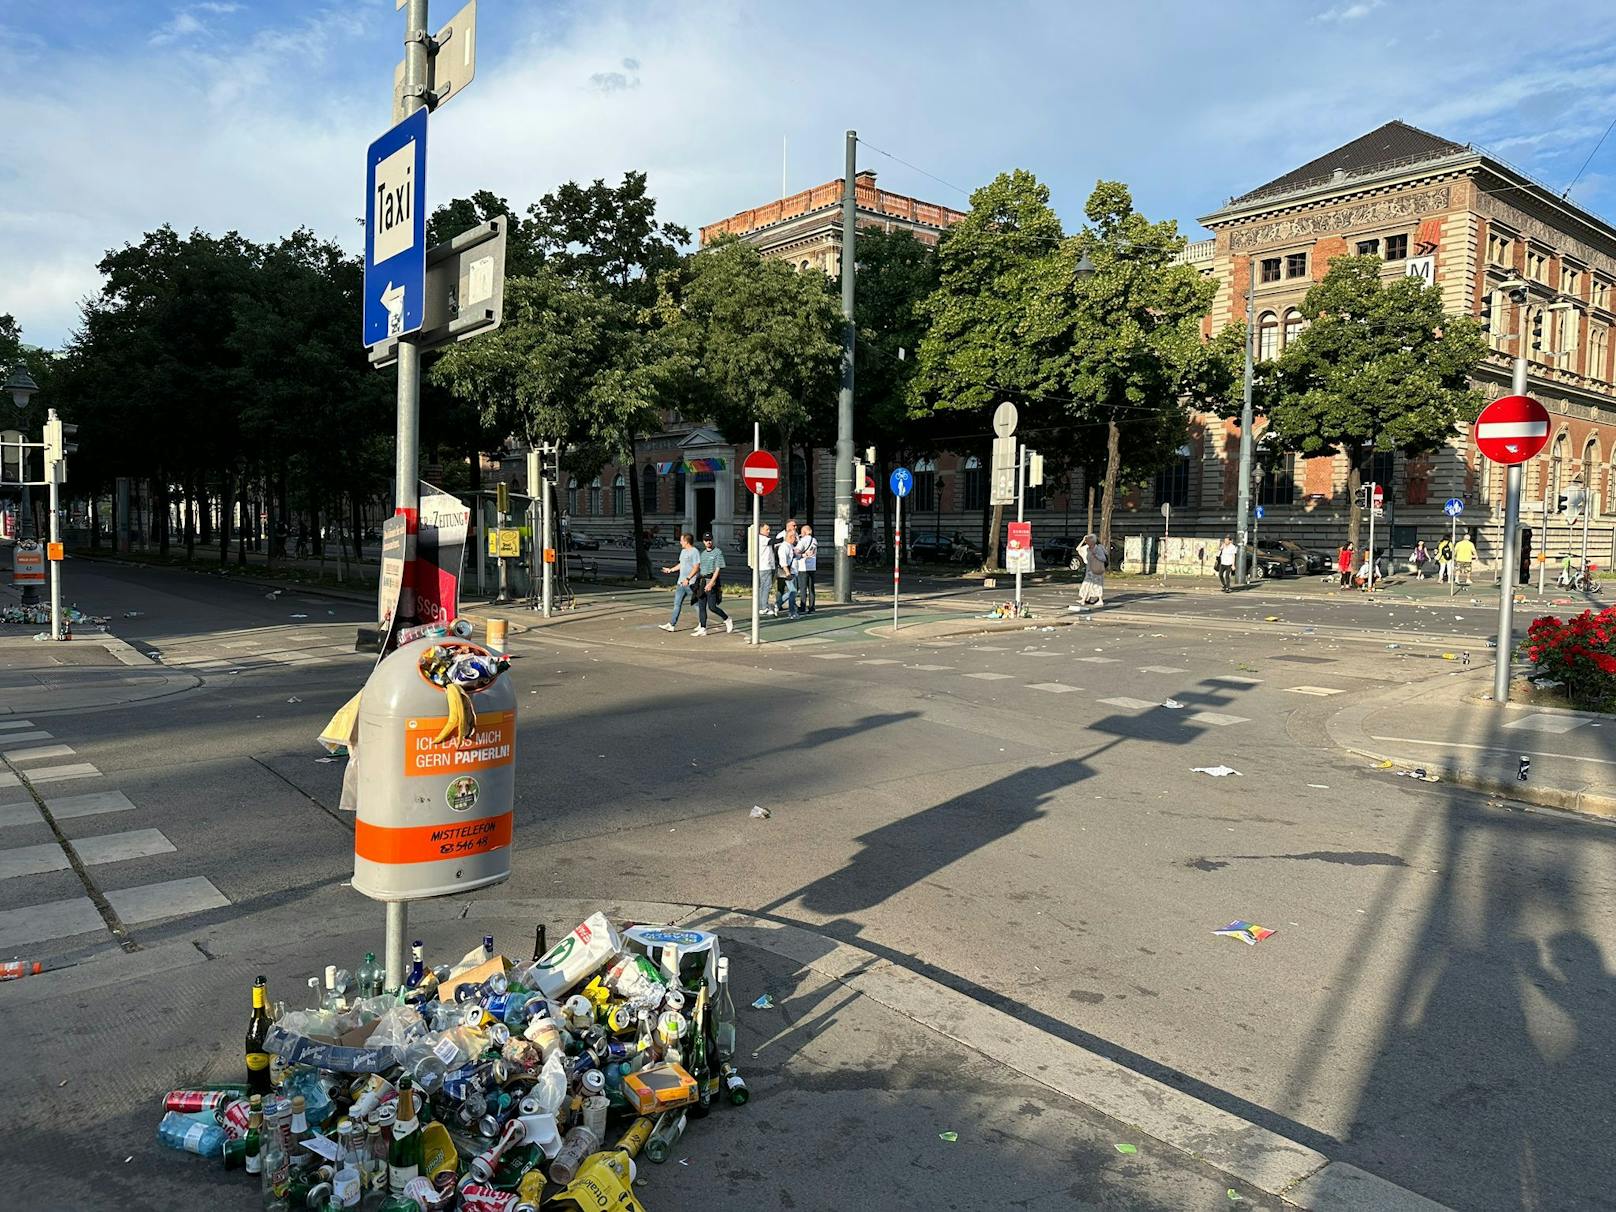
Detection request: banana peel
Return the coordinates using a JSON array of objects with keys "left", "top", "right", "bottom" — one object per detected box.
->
[{"left": 431, "top": 682, "right": 477, "bottom": 745}]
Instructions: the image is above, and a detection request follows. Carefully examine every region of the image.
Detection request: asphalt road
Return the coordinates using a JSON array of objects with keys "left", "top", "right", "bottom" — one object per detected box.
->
[{"left": 3, "top": 559, "right": 1613, "bottom": 1209}]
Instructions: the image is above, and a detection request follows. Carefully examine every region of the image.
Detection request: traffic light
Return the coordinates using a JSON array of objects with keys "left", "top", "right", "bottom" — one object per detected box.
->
[
  {"left": 496, "top": 480, "right": 510, "bottom": 516},
  {"left": 1554, "top": 492, "right": 1568, "bottom": 516},
  {"left": 1028, "top": 451, "right": 1045, "bottom": 488},
  {"left": 1356, "top": 482, "right": 1373, "bottom": 510},
  {"left": 1479, "top": 292, "right": 1493, "bottom": 336},
  {"left": 1531, "top": 309, "right": 1544, "bottom": 352},
  {"left": 43, "top": 412, "right": 76, "bottom": 485}
]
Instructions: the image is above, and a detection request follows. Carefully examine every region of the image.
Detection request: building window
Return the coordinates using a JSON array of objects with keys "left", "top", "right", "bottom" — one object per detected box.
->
[
  {"left": 567, "top": 478, "right": 578, "bottom": 516},
  {"left": 1356, "top": 238, "right": 1380, "bottom": 256},
  {"left": 612, "top": 474, "right": 626, "bottom": 517},
  {"left": 912, "top": 458, "right": 937, "bottom": 513},
  {"left": 1487, "top": 231, "right": 1513, "bottom": 266},
  {"left": 1593, "top": 279, "right": 1610, "bottom": 310},
  {"left": 588, "top": 477, "right": 601, "bottom": 515},
  {"left": 1154, "top": 449, "right": 1190, "bottom": 508},
  {"left": 1527, "top": 248, "right": 1548, "bottom": 282},
  {"left": 1583, "top": 440, "right": 1598, "bottom": 508},
  {"left": 1285, "top": 252, "right": 1308, "bottom": 279},
  {"left": 1590, "top": 325, "right": 1609, "bottom": 382},
  {"left": 1257, "top": 312, "right": 1279, "bottom": 360},
  {"left": 1282, "top": 309, "right": 1305, "bottom": 349},
  {"left": 1367, "top": 451, "right": 1394, "bottom": 504},
  {"left": 1259, "top": 257, "right": 1282, "bottom": 284},
  {"left": 962, "top": 456, "right": 985, "bottom": 511},
  {"left": 1383, "top": 233, "right": 1408, "bottom": 261},
  {"left": 641, "top": 464, "right": 657, "bottom": 512},
  {"left": 1557, "top": 308, "right": 1580, "bottom": 366},
  {"left": 1563, "top": 265, "right": 1582, "bottom": 297},
  {"left": 1258, "top": 453, "right": 1295, "bottom": 506}
]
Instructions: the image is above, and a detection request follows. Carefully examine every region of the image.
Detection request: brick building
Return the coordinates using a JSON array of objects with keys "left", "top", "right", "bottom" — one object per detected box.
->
[{"left": 1128, "top": 120, "right": 1616, "bottom": 572}]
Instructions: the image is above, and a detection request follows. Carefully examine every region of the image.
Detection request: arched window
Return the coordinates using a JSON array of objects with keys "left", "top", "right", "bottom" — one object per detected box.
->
[
  {"left": 912, "top": 457, "right": 937, "bottom": 513},
  {"left": 1590, "top": 325, "right": 1609, "bottom": 382},
  {"left": 588, "top": 476, "right": 601, "bottom": 515},
  {"left": 567, "top": 478, "right": 578, "bottom": 516},
  {"left": 962, "top": 456, "right": 985, "bottom": 511},
  {"left": 1257, "top": 312, "right": 1279, "bottom": 360},
  {"left": 641, "top": 464, "right": 657, "bottom": 512},
  {"left": 1548, "top": 433, "right": 1568, "bottom": 506},
  {"left": 1282, "top": 309, "right": 1305, "bottom": 349},
  {"left": 612, "top": 473, "right": 625, "bottom": 516},
  {"left": 1582, "top": 438, "right": 1598, "bottom": 512}
]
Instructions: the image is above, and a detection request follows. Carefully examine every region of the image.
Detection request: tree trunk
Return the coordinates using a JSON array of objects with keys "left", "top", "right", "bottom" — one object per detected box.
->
[
  {"left": 219, "top": 469, "right": 233, "bottom": 564},
  {"left": 628, "top": 441, "right": 651, "bottom": 581},
  {"left": 986, "top": 503, "right": 1005, "bottom": 569},
  {"left": 1345, "top": 458, "right": 1363, "bottom": 551},
  {"left": 238, "top": 492, "right": 249, "bottom": 566},
  {"left": 1099, "top": 415, "right": 1121, "bottom": 550},
  {"left": 1086, "top": 483, "right": 1095, "bottom": 536}
]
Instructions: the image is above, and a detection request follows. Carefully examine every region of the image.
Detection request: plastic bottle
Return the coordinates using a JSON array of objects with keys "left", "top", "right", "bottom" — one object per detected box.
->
[
  {"left": 547, "top": 1122, "right": 601, "bottom": 1186},
  {"left": 643, "top": 1109, "right": 686, "bottom": 1164},
  {"left": 157, "top": 1110, "right": 227, "bottom": 1158}
]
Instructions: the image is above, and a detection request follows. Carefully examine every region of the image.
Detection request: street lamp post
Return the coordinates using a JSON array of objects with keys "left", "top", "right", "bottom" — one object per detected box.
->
[{"left": 4, "top": 366, "right": 40, "bottom": 605}]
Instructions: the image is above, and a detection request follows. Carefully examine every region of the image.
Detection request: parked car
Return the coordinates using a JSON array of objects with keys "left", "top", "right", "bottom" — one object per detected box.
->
[
  {"left": 566, "top": 531, "right": 600, "bottom": 551},
  {"left": 1251, "top": 538, "right": 1329, "bottom": 577},
  {"left": 1040, "top": 535, "right": 1084, "bottom": 566},
  {"left": 906, "top": 530, "right": 955, "bottom": 562}
]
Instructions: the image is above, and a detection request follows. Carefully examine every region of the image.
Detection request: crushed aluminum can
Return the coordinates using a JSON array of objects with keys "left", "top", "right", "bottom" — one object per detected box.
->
[{"left": 459, "top": 1182, "right": 519, "bottom": 1212}]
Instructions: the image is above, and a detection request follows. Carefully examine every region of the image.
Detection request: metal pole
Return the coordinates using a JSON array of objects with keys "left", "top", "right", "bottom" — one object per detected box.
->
[
  {"left": 496, "top": 500, "right": 509, "bottom": 603},
  {"left": 1252, "top": 506, "right": 1260, "bottom": 583},
  {"left": 48, "top": 462, "right": 61, "bottom": 641},
  {"left": 386, "top": 0, "right": 431, "bottom": 994},
  {"left": 541, "top": 461, "right": 553, "bottom": 618},
  {"left": 751, "top": 423, "right": 761, "bottom": 647},
  {"left": 1162, "top": 506, "right": 1170, "bottom": 588},
  {"left": 1494, "top": 350, "right": 1528, "bottom": 704},
  {"left": 1450, "top": 513, "right": 1457, "bottom": 598},
  {"left": 18, "top": 480, "right": 36, "bottom": 606},
  {"left": 1014, "top": 444, "right": 1025, "bottom": 608},
  {"left": 1582, "top": 494, "right": 1591, "bottom": 586},
  {"left": 833, "top": 130, "right": 856, "bottom": 605},
  {"left": 1366, "top": 490, "right": 1375, "bottom": 593},
  {"left": 893, "top": 492, "right": 901, "bottom": 631},
  {"left": 1235, "top": 256, "right": 1256, "bottom": 586},
  {"left": 1538, "top": 465, "right": 1549, "bottom": 595}
]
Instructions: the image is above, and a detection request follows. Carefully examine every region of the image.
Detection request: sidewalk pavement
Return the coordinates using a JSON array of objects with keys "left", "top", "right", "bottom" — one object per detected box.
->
[
  {"left": 0, "top": 897, "right": 1442, "bottom": 1211},
  {"left": 1326, "top": 666, "right": 1616, "bottom": 820}
]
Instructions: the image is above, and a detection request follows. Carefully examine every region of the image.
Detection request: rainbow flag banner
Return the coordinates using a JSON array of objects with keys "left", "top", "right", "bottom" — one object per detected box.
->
[{"left": 1211, "top": 920, "right": 1276, "bottom": 946}]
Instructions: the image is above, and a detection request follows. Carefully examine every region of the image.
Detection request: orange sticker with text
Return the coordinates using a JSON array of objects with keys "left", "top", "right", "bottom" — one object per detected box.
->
[
  {"left": 403, "top": 710, "right": 515, "bottom": 777},
  {"left": 355, "top": 812, "right": 512, "bottom": 865}
]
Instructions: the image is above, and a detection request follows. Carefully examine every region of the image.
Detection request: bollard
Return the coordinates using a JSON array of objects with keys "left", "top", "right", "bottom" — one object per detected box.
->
[{"left": 486, "top": 618, "right": 508, "bottom": 651}]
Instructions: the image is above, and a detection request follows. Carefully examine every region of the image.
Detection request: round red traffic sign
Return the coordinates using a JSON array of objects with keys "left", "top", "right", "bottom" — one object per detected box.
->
[
  {"left": 1473, "top": 394, "right": 1550, "bottom": 465},
  {"left": 856, "top": 476, "right": 876, "bottom": 507},
  {"left": 742, "top": 450, "right": 779, "bottom": 496}
]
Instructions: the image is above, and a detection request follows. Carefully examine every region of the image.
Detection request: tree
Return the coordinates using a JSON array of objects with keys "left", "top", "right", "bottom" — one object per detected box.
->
[
  {"left": 909, "top": 170, "right": 1065, "bottom": 566},
  {"left": 1253, "top": 255, "right": 1486, "bottom": 548},
  {"left": 659, "top": 238, "right": 841, "bottom": 523},
  {"left": 1030, "top": 181, "right": 1231, "bottom": 548}
]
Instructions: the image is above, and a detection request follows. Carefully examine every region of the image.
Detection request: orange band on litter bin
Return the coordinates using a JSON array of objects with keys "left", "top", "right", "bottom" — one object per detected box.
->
[{"left": 355, "top": 812, "right": 512, "bottom": 865}]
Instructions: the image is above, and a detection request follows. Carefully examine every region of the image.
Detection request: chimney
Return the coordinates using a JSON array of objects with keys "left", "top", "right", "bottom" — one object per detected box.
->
[{"left": 855, "top": 171, "right": 878, "bottom": 185}]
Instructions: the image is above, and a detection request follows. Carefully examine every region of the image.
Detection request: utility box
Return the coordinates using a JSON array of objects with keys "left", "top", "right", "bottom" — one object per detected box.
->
[{"left": 352, "top": 635, "right": 516, "bottom": 902}]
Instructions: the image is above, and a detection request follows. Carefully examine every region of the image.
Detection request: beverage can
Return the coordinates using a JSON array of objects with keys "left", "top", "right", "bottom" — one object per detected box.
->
[
  {"left": 163, "top": 1089, "right": 234, "bottom": 1114},
  {"left": 460, "top": 1182, "right": 519, "bottom": 1212},
  {"left": 220, "top": 1098, "right": 253, "bottom": 1139}
]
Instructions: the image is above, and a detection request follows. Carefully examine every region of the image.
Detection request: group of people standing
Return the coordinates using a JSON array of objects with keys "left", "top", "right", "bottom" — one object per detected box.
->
[
  {"left": 1335, "top": 533, "right": 1479, "bottom": 589},
  {"left": 658, "top": 520, "right": 818, "bottom": 635}
]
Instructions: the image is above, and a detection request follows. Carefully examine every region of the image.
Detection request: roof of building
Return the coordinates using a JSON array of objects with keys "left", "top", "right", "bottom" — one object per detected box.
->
[
  {"left": 1230, "top": 120, "right": 1469, "bottom": 206},
  {"left": 700, "top": 172, "right": 967, "bottom": 246}
]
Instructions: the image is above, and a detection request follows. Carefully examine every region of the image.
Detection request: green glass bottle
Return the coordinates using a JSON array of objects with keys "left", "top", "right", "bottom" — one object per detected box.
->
[
  {"left": 387, "top": 1077, "right": 422, "bottom": 1195},
  {"left": 688, "top": 987, "right": 712, "bottom": 1118},
  {"left": 246, "top": 975, "right": 273, "bottom": 1096}
]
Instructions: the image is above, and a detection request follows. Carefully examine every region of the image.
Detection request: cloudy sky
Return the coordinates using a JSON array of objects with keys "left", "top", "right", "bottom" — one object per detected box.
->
[{"left": 4, "top": 0, "right": 1616, "bottom": 349}]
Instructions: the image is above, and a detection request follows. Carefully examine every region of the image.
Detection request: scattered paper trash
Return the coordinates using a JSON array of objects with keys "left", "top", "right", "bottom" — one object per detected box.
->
[
  {"left": 1374, "top": 759, "right": 1394, "bottom": 769},
  {"left": 1162, "top": 699, "right": 1185, "bottom": 709},
  {"left": 1114, "top": 1143, "right": 1137, "bottom": 1155},
  {"left": 1212, "top": 920, "right": 1276, "bottom": 945},
  {"left": 1306, "top": 783, "right": 1329, "bottom": 789},
  {"left": 1192, "top": 766, "right": 1241, "bottom": 777},
  {"left": 1264, "top": 615, "right": 1280, "bottom": 622},
  {"left": 751, "top": 994, "right": 774, "bottom": 1010},
  {"left": 290, "top": 613, "right": 309, "bottom": 619},
  {"left": 286, "top": 696, "right": 302, "bottom": 704},
  {"left": 939, "top": 1131, "right": 959, "bottom": 1143},
  {"left": 749, "top": 806, "right": 771, "bottom": 819},
  {"left": 264, "top": 590, "right": 281, "bottom": 599},
  {"left": 314, "top": 757, "right": 337, "bottom": 764}
]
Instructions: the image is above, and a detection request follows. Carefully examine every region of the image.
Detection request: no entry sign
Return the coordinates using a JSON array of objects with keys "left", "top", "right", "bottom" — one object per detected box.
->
[
  {"left": 742, "top": 450, "right": 779, "bottom": 496},
  {"left": 1474, "top": 394, "right": 1550, "bottom": 465}
]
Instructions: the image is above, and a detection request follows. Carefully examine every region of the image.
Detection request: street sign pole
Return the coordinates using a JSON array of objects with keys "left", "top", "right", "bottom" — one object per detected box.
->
[
  {"left": 1252, "top": 503, "right": 1261, "bottom": 581},
  {"left": 47, "top": 460, "right": 61, "bottom": 641},
  {"left": 1582, "top": 490, "right": 1591, "bottom": 586},
  {"left": 1014, "top": 444, "right": 1025, "bottom": 609},
  {"left": 1365, "top": 485, "right": 1375, "bottom": 593},
  {"left": 751, "top": 423, "right": 761, "bottom": 648},
  {"left": 1538, "top": 469, "right": 1550, "bottom": 596},
  {"left": 1161, "top": 502, "right": 1170, "bottom": 588},
  {"left": 1495, "top": 357, "right": 1530, "bottom": 703},
  {"left": 1450, "top": 512, "right": 1458, "bottom": 599}
]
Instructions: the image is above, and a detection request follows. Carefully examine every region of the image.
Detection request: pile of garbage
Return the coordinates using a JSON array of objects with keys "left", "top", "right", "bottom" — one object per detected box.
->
[
  {"left": 157, "top": 913, "right": 746, "bottom": 1209},
  {"left": 0, "top": 603, "right": 108, "bottom": 627},
  {"left": 986, "top": 601, "right": 1031, "bottom": 620}
]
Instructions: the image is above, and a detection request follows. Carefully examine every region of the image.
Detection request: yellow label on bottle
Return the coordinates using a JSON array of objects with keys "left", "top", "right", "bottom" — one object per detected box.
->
[{"left": 246, "top": 1052, "right": 270, "bottom": 1071}]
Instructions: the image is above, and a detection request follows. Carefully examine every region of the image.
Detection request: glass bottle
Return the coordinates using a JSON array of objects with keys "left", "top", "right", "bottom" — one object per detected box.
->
[
  {"left": 246, "top": 975, "right": 274, "bottom": 1096},
  {"left": 643, "top": 1109, "right": 686, "bottom": 1164},
  {"left": 245, "top": 1101, "right": 263, "bottom": 1177},
  {"left": 713, "top": 956, "right": 737, "bottom": 1063},
  {"left": 688, "top": 987, "right": 711, "bottom": 1119},
  {"left": 261, "top": 1103, "right": 292, "bottom": 1211},
  {"left": 405, "top": 942, "right": 425, "bottom": 992},
  {"left": 331, "top": 1120, "right": 362, "bottom": 1209},
  {"left": 361, "top": 1121, "right": 388, "bottom": 1205},
  {"left": 720, "top": 1062, "right": 750, "bottom": 1106},
  {"left": 289, "top": 1095, "right": 313, "bottom": 1171},
  {"left": 386, "top": 1077, "right": 422, "bottom": 1194}
]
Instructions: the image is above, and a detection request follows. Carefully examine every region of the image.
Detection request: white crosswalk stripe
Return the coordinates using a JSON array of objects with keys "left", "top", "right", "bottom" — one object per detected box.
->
[
  {"left": 0, "top": 720, "right": 40, "bottom": 731},
  {"left": 1284, "top": 686, "right": 1345, "bottom": 697},
  {"left": 1098, "top": 696, "right": 1158, "bottom": 710},
  {"left": 963, "top": 672, "right": 1014, "bottom": 681},
  {"left": 0, "top": 731, "right": 54, "bottom": 744},
  {"left": 857, "top": 659, "right": 901, "bottom": 666},
  {"left": 1138, "top": 665, "right": 1189, "bottom": 674},
  {"left": 0, "top": 828, "right": 174, "bottom": 881},
  {"left": 0, "top": 763, "right": 100, "bottom": 788},
  {"left": 1028, "top": 683, "right": 1082, "bottom": 693},
  {"left": 4, "top": 744, "right": 76, "bottom": 764},
  {"left": 1076, "top": 656, "right": 1121, "bottom": 664},
  {"left": 908, "top": 664, "right": 954, "bottom": 671},
  {"left": 810, "top": 653, "right": 855, "bottom": 660},
  {"left": 1187, "top": 712, "right": 1250, "bottom": 727}
]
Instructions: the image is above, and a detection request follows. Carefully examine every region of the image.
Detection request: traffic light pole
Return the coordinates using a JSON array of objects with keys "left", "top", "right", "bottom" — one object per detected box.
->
[
  {"left": 1494, "top": 350, "right": 1527, "bottom": 704},
  {"left": 1538, "top": 473, "right": 1549, "bottom": 596},
  {"left": 1235, "top": 256, "right": 1256, "bottom": 587},
  {"left": 833, "top": 130, "right": 856, "bottom": 605},
  {"left": 47, "top": 469, "right": 61, "bottom": 640}
]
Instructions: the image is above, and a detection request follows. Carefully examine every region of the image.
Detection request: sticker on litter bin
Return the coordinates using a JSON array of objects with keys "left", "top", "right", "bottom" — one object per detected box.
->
[
  {"left": 404, "top": 710, "right": 515, "bottom": 776},
  {"left": 354, "top": 811, "right": 513, "bottom": 864},
  {"left": 445, "top": 775, "right": 480, "bottom": 813}
]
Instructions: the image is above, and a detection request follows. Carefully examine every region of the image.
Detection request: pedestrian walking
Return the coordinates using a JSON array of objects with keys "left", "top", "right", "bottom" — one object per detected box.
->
[
  {"left": 1437, "top": 536, "right": 1454, "bottom": 583},
  {"left": 1337, "top": 542, "right": 1355, "bottom": 589},
  {"left": 756, "top": 522, "right": 777, "bottom": 617},
  {"left": 1453, "top": 534, "right": 1478, "bottom": 586},
  {"left": 692, "top": 533, "right": 732, "bottom": 635},
  {"left": 1217, "top": 535, "right": 1237, "bottom": 592},
  {"left": 774, "top": 521, "right": 800, "bottom": 619},
  {"left": 657, "top": 532, "right": 700, "bottom": 632},
  {"left": 1412, "top": 540, "right": 1431, "bottom": 580},
  {"left": 797, "top": 523, "right": 818, "bottom": 613},
  {"left": 1077, "top": 533, "right": 1108, "bottom": 606}
]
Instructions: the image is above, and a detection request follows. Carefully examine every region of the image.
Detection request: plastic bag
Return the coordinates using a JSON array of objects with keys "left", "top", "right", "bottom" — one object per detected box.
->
[{"left": 364, "top": 1004, "right": 427, "bottom": 1049}]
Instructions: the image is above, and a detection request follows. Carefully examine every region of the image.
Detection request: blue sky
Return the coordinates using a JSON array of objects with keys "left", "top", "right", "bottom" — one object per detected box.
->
[{"left": 4, "top": 0, "right": 1616, "bottom": 348}]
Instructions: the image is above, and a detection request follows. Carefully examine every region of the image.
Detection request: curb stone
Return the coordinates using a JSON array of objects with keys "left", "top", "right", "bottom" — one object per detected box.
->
[{"left": 10, "top": 896, "right": 1447, "bottom": 1208}]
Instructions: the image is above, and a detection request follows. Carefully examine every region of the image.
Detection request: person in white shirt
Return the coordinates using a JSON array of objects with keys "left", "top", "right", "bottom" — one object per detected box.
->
[
  {"left": 756, "top": 522, "right": 777, "bottom": 617},
  {"left": 797, "top": 523, "right": 818, "bottom": 613},
  {"left": 1217, "top": 536, "right": 1237, "bottom": 592},
  {"left": 774, "top": 520, "right": 800, "bottom": 619}
]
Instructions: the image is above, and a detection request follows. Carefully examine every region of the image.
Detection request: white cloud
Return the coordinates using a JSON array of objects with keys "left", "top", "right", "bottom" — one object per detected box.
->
[
  {"left": 148, "top": 2, "right": 243, "bottom": 46},
  {"left": 1316, "top": 0, "right": 1384, "bottom": 20}
]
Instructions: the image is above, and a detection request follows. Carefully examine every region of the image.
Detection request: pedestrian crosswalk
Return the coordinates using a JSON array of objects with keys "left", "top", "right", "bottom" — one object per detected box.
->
[
  {"left": 0, "top": 722, "right": 229, "bottom": 953},
  {"left": 148, "top": 625, "right": 369, "bottom": 676}
]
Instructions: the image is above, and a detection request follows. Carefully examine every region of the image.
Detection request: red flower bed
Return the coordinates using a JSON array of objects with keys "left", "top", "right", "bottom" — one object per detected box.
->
[{"left": 1524, "top": 605, "right": 1616, "bottom": 710}]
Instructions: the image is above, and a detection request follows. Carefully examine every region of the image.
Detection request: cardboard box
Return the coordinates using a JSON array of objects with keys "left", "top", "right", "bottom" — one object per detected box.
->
[
  {"left": 438, "top": 955, "right": 510, "bottom": 1002},
  {"left": 263, "top": 1023, "right": 399, "bottom": 1074},
  {"left": 621, "top": 1062, "right": 698, "bottom": 1116}
]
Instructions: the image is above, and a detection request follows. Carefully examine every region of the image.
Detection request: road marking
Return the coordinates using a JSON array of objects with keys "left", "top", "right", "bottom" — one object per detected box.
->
[
  {"left": 0, "top": 731, "right": 54, "bottom": 744},
  {"left": 4, "top": 744, "right": 76, "bottom": 764},
  {"left": 1207, "top": 675, "right": 1262, "bottom": 686},
  {"left": 0, "top": 828, "right": 174, "bottom": 881},
  {"left": 1098, "top": 696, "right": 1158, "bottom": 710},
  {"left": 43, "top": 790, "right": 138, "bottom": 822},
  {"left": 1138, "top": 665, "right": 1189, "bottom": 674},
  {"left": 1366, "top": 736, "right": 1616, "bottom": 768},
  {"left": 106, "top": 876, "right": 229, "bottom": 925},
  {"left": 1028, "top": 683, "right": 1082, "bottom": 694},
  {"left": 857, "top": 658, "right": 901, "bottom": 666},
  {"left": 969, "top": 646, "right": 1010, "bottom": 652},
  {"left": 0, "top": 803, "right": 42, "bottom": 829},
  {"left": 0, "top": 895, "right": 105, "bottom": 947},
  {"left": 1076, "top": 656, "right": 1121, "bottom": 664},
  {"left": 909, "top": 664, "right": 955, "bottom": 671},
  {"left": 276, "top": 654, "right": 326, "bottom": 666},
  {"left": 1188, "top": 712, "right": 1250, "bottom": 727},
  {"left": 963, "top": 672, "right": 1014, "bottom": 681},
  {"left": 810, "top": 653, "right": 855, "bottom": 660},
  {"left": 0, "top": 763, "right": 102, "bottom": 788},
  {"left": 1284, "top": 686, "right": 1345, "bottom": 697},
  {"left": 222, "top": 641, "right": 262, "bottom": 649},
  {"left": 0, "top": 720, "right": 38, "bottom": 731},
  {"left": 775, "top": 636, "right": 832, "bottom": 648},
  {"left": 1502, "top": 714, "right": 1591, "bottom": 734}
]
